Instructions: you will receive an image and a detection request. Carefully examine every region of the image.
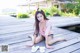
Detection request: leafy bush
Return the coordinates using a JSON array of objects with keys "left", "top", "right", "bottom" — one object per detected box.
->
[
  {"left": 64, "top": 1, "right": 80, "bottom": 16},
  {"left": 62, "top": 12, "right": 76, "bottom": 17},
  {"left": 17, "top": 13, "right": 29, "bottom": 18},
  {"left": 30, "top": 5, "right": 76, "bottom": 17},
  {"left": 41, "top": 8, "right": 51, "bottom": 17},
  {"left": 41, "top": 6, "right": 62, "bottom": 16},
  {"left": 49, "top": 6, "right": 59, "bottom": 16},
  {"left": 45, "top": 12, "right": 50, "bottom": 17}
]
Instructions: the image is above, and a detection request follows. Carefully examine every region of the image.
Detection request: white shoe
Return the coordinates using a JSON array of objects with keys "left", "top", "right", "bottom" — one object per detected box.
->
[
  {"left": 40, "top": 47, "right": 46, "bottom": 53},
  {"left": 31, "top": 46, "right": 39, "bottom": 52}
]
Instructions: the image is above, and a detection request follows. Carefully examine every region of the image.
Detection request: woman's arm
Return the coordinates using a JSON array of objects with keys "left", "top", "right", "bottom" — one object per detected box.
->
[
  {"left": 28, "top": 34, "right": 37, "bottom": 47},
  {"left": 32, "top": 34, "right": 37, "bottom": 45},
  {"left": 29, "top": 23, "right": 37, "bottom": 46},
  {"left": 45, "top": 20, "right": 53, "bottom": 49}
]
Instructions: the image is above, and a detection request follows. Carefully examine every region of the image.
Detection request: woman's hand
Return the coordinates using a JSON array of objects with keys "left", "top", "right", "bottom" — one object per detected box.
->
[
  {"left": 26, "top": 43, "right": 34, "bottom": 47},
  {"left": 26, "top": 35, "right": 36, "bottom": 47}
]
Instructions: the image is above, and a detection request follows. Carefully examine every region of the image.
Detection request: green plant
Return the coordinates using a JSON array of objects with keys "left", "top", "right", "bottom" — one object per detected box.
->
[
  {"left": 64, "top": 0, "right": 80, "bottom": 16},
  {"left": 17, "top": 13, "right": 29, "bottom": 18},
  {"left": 41, "top": 6, "right": 60, "bottom": 17},
  {"left": 61, "top": 12, "right": 76, "bottom": 17},
  {"left": 42, "top": 8, "right": 51, "bottom": 17}
]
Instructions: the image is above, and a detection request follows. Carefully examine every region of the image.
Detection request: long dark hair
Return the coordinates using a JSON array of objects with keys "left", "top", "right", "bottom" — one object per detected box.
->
[{"left": 34, "top": 10, "right": 49, "bottom": 35}]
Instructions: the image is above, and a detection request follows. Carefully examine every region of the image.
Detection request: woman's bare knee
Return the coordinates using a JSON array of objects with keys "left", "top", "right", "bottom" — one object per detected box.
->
[
  {"left": 34, "top": 36, "right": 44, "bottom": 44},
  {"left": 34, "top": 39, "right": 39, "bottom": 44}
]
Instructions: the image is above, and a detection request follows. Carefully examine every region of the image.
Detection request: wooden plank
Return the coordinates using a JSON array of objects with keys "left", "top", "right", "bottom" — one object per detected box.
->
[
  {"left": 9, "top": 41, "right": 32, "bottom": 52},
  {"left": 0, "top": 16, "right": 34, "bottom": 26},
  {"left": 0, "top": 31, "right": 33, "bottom": 39},
  {"left": 0, "top": 21, "right": 79, "bottom": 31},
  {"left": 8, "top": 33, "right": 80, "bottom": 53},
  {"left": 0, "top": 28, "right": 70, "bottom": 46},
  {"left": 9, "top": 31, "right": 80, "bottom": 53},
  {"left": 50, "top": 17, "right": 80, "bottom": 27},
  {"left": 51, "top": 42, "right": 80, "bottom": 53},
  {"left": 0, "top": 21, "right": 79, "bottom": 35},
  {"left": 46, "top": 36, "right": 80, "bottom": 53},
  {"left": 0, "top": 33, "right": 31, "bottom": 45},
  {"left": 0, "top": 30, "right": 31, "bottom": 45},
  {"left": 0, "top": 16, "right": 80, "bottom": 28},
  {"left": 0, "top": 29, "right": 71, "bottom": 46},
  {"left": 0, "top": 16, "right": 80, "bottom": 53},
  {"left": 52, "top": 27, "right": 74, "bottom": 35},
  {"left": 0, "top": 27, "right": 72, "bottom": 39},
  {"left": 0, "top": 18, "right": 34, "bottom": 29},
  {"left": 0, "top": 31, "right": 28, "bottom": 38},
  {"left": 0, "top": 17, "right": 80, "bottom": 35},
  {"left": 0, "top": 24, "right": 32, "bottom": 30},
  {"left": 0, "top": 20, "right": 79, "bottom": 49},
  {"left": 54, "top": 21, "right": 80, "bottom": 27},
  {"left": 0, "top": 17, "right": 80, "bottom": 30},
  {"left": 71, "top": 48, "right": 80, "bottom": 53},
  {"left": 8, "top": 47, "right": 32, "bottom": 53},
  {"left": 0, "top": 28, "right": 72, "bottom": 45},
  {"left": 0, "top": 37, "right": 30, "bottom": 45},
  {"left": 35, "top": 32, "right": 80, "bottom": 53},
  {"left": 11, "top": 32, "right": 79, "bottom": 47},
  {"left": 0, "top": 26, "right": 34, "bottom": 35},
  {"left": 0, "top": 25, "right": 72, "bottom": 35},
  {"left": 0, "top": 29, "right": 68, "bottom": 46},
  {"left": 0, "top": 27, "right": 80, "bottom": 46},
  {"left": 59, "top": 32, "right": 80, "bottom": 40}
]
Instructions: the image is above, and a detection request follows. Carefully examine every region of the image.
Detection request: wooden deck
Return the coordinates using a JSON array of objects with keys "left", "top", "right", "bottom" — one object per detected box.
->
[{"left": 0, "top": 16, "right": 80, "bottom": 53}]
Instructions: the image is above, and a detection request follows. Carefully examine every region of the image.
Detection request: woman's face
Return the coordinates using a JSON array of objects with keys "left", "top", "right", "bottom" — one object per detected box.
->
[{"left": 37, "top": 13, "right": 44, "bottom": 22}]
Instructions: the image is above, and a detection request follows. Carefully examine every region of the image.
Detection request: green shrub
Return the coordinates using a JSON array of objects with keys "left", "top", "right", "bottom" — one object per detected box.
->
[
  {"left": 45, "top": 12, "right": 50, "bottom": 17},
  {"left": 17, "top": 13, "right": 29, "bottom": 18},
  {"left": 30, "top": 6, "right": 76, "bottom": 17},
  {"left": 41, "top": 6, "right": 62, "bottom": 16},
  {"left": 62, "top": 12, "right": 76, "bottom": 17},
  {"left": 49, "top": 6, "right": 58, "bottom": 16},
  {"left": 40, "top": 8, "right": 51, "bottom": 17}
]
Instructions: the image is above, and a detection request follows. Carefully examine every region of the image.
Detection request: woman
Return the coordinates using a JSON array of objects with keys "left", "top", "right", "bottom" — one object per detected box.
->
[{"left": 29, "top": 10, "right": 65, "bottom": 49}]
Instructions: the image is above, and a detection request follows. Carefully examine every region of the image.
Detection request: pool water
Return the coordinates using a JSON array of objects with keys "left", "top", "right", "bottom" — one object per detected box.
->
[{"left": 60, "top": 26, "right": 80, "bottom": 33}]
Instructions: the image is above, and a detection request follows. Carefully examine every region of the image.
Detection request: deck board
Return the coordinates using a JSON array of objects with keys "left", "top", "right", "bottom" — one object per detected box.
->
[
  {"left": 8, "top": 35, "right": 80, "bottom": 53},
  {"left": 51, "top": 42, "right": 80, "bottom": 53},
  {"left": 71, "top": 48, "right": 80, "bottom": 53},
  {"left": 0, "top": 16, "right": 80, "bottom": 53},
  {"left": 1, "top": 27, "right": 79, "bottom": 45},
  {"left": 8, "top": 30, "right": 80, "bottom": 53},
  {"left": 46, "top": 36, "right": 80, "bottom": 53}
]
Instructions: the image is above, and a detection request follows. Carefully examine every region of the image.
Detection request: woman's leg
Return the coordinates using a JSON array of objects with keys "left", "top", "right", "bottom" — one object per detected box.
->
[
  {"left": 27, "top": 35, "right": 44, "bottom": 47},
  {"left": 48, "top": 36, "right": 65, "bottom": 45},
  {"left": 34, "top": 35, "right": 44, "bottom": 44},
  {"left": 45, "top": 35, "right": 54, "bottom": 49}
]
